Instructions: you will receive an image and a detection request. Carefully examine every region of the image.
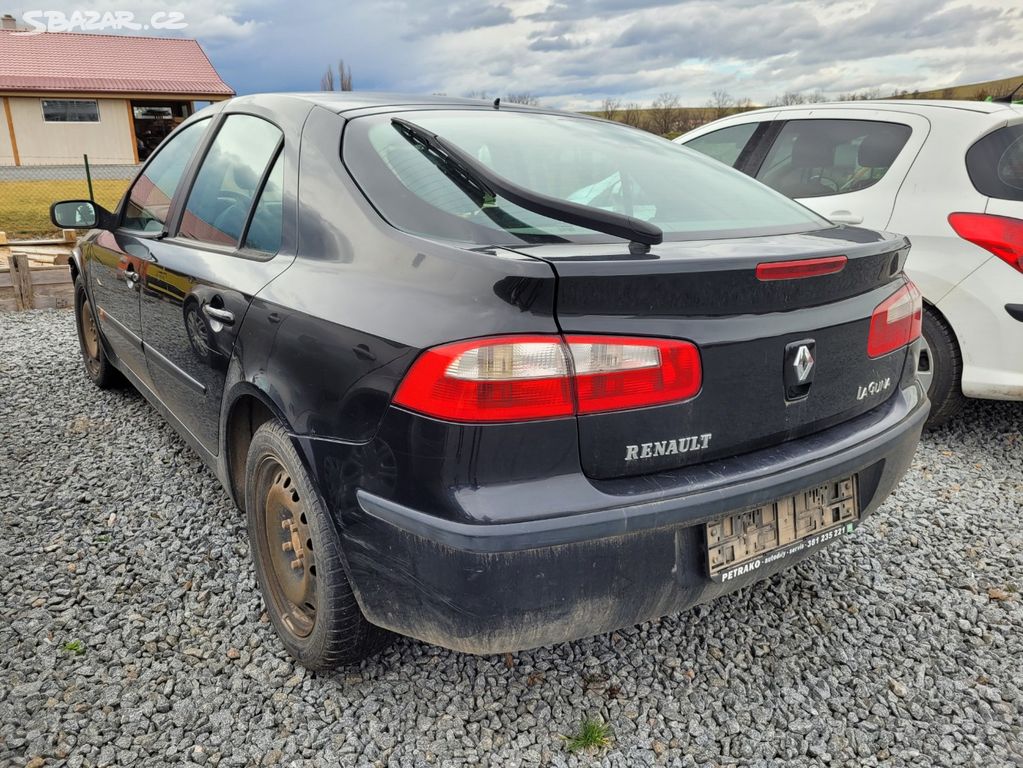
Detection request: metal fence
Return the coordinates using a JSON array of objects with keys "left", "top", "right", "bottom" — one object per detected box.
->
[{"left": 0, "top": 158, "right": 138, "bottom": 238}]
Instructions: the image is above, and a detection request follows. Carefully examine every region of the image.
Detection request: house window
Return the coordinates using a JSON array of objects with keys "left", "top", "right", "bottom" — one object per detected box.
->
[{"left": 41, "top": 99, "right": 100, "bottom": 123}]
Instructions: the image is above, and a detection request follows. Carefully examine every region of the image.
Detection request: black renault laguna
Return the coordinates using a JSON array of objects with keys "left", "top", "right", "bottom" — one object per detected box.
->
[{"left": 52, "top": 93, "right": 927, "bottom": 669}]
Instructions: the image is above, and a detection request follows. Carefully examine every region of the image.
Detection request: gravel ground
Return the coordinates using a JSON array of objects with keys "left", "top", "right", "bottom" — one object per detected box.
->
[{"left": 2, "top": 309, "right": 1022, "bottom": 768}]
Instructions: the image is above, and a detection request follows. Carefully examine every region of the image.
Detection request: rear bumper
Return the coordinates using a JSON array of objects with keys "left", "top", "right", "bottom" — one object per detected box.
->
[{"left": 337, "top": 383, "right": 928, "bottom": 654}]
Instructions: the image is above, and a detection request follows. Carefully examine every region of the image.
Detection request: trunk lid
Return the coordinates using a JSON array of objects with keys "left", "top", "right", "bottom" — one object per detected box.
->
[{"left": 512, "top": 226, "right": 912, "bottom": 480}]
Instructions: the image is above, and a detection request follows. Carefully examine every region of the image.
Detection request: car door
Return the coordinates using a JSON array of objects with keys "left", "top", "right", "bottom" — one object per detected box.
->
[
  {"left": 749, "top": 110, "right": 930, "bottom": 230},
  {"left": 85, "top": 118, "right": 211, "bottom": 385},
  {"left": 139, "top": 113, "right": 293, "bottom": 453}
]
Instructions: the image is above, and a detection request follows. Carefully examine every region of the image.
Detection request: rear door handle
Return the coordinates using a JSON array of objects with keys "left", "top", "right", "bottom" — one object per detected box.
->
[
  {"left": 829, "top": 210, "right": 863, "bottom": 225},
  {"left": 202, "top": 304, "right": 235, "bottom": 326}
]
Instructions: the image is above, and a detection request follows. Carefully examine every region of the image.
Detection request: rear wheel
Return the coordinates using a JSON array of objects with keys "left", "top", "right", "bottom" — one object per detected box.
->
[
  {"left": 245, "top": 420, "right": 389, "bottom": 669},
  {"left": 918, "top": 305, "right": 966, "bottom": 429},
  {"left": 74, "top": 277, "right": 122, "bottom": 389}
]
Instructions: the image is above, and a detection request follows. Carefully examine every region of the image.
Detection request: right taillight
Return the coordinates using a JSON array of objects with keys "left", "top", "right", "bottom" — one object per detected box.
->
[
  {"left": 867, "top": 281, "right": 922, "bottom": 358},
  {"left": 393, "top": 334, "right": 701, "bottom": 423},
  {"left": 948, "top": 212, "right": 1023, "bottom": 273}
]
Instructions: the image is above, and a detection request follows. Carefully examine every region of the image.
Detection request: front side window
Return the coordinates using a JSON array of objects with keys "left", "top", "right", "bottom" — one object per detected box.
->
[
  {"left": 756, "top": 119, "right": 911, "bottom": 199},
  {"left": 177, "top": 115, "right": 282, "bottom": 246},
  {"left": 966, "top": 124, "right": 1023, "bottom": 201},
  {"left": 684, "top": 123, "right": 758, "bottom": 167},
  {"left": 42, "top": 99, "right": 99, "bottom": 123},
  {"left": 123, "top": 118, "right": 210, "bottom": 232},
  {"left": 344, "top": 111, "right": 827, "bottom": 246}
]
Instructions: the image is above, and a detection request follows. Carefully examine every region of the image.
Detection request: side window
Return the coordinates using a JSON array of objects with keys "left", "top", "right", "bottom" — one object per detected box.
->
[
  {"left": 966, "top": 124, "right": 1023, "bottom": 201},
  {"left": 684, "top": 123, "right": 758, "bottom": 167},
  {"left": 123, "top": 119, "right": 210, "bottom": 232},
  {"left": 177, "top": 114, "right": 282, "bottom": 246},
  {"left": 756, "top": 119, "right": 911, "bottom": 199},
  {"left": 243, "top": 153, "right": 284, "bottom": 254}
]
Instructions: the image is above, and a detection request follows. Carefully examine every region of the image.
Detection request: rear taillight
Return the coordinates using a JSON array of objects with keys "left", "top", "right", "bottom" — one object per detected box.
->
[
  {"left": 867, "top": 281, "right": 922, "bottom": 358},
  {"left": 948, "top": 212, "right": 1023, "bottom": 273},
  {"left": 393, "top": 335, "right": 702, "bottom": 423}
]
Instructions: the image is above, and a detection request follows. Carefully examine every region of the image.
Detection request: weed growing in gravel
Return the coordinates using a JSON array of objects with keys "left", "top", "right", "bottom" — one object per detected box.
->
[
  {"left": 63, "top": 640, "right": 85, "bottom": 656},
  {"left": 565, "top": 717, "right": 612, "bottom": 753}
]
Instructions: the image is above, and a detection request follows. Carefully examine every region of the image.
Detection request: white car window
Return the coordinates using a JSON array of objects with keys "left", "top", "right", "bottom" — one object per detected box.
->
[
  {"left": 684, "top": 123, "right": 758, "bottom": 167},
  {"left": 756, "top": 119, "right": 911, "bottom": 199}
]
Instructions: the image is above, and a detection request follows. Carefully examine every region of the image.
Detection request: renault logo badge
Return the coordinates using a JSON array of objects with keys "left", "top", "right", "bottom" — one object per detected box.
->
[
  {"left": 784, "top": 339, "right": 816, "bottom": 400},
  {"left": 793, "top": 344, "right": 815, "bottom": 382}
]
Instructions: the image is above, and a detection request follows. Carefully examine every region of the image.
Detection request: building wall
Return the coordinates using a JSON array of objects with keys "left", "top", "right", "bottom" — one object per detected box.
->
[
  {"left": 0, "top": 99, "right": 14, "bottom": 164},
  {"left": 7, "top": 96, "right": 134, "bottom": 166}
]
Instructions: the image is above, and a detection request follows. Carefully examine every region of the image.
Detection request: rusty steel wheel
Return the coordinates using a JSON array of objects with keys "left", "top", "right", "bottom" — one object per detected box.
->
[
  {"left": 73, "top": 276, "right": 122, "bottom": 389},
  {"left": 79, "top": 295, "right": 101, "bottom": 376},
  {"left": 260, "top": 460, "right": 317, "bottom": 638},
  {"left": 245, "top": 420, "right": 389, "bottom": 669}
]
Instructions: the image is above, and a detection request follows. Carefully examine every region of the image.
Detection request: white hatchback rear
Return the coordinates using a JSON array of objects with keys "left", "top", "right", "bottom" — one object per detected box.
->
[{"left": 676, "top": 100, "right": 1023, "bottom": 427}]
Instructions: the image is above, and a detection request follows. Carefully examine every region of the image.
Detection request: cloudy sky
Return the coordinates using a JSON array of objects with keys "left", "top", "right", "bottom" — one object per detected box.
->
[{"left": 8, "top": 0, "right": 1023, "bottom": 108}]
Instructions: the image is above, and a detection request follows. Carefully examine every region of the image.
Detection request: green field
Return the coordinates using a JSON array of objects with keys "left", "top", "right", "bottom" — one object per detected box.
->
[{"left": 0, "top": 178, "right": 129, "bottom": 238}]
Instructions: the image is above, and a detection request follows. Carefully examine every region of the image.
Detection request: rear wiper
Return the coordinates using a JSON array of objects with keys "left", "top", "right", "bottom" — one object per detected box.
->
[{"left": 391, "top": 117, "right": 663, "bottom": 250}]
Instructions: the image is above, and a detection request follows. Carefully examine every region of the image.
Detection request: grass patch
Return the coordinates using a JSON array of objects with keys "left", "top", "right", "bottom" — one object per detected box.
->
[
  {"left": 565, "top": 717, "right": 612, "bottom": 753},
  {"left": 63, "top": 639, "right": 85, "bottom": 656},
  {"left": 0, "top": 178, "right": 129, "bottom": 237}
]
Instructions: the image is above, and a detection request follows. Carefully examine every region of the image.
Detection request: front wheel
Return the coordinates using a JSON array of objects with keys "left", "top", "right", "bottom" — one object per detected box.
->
[
  {"left": 245, "top": 420, "right": 389, "bottom": 669},
  {"left": 918, "top": 306, "right": 966, "bottom": 429},
  {"left": 74, "top": 276, "right": 122, "bottom": 389}
]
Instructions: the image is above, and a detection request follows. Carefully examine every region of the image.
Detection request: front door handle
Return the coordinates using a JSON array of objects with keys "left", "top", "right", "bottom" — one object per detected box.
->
[
  {"left": 124, "top": 269, "right": 140, "bottom": 290},
  {"left": 202, "top": 304, "right": 235, "bottom": 326},
  {"left": 829, "top": 210, "right": 863, "bottom": 225}
]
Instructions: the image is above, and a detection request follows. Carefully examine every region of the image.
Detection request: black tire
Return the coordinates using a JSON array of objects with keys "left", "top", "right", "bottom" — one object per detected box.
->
[
  {"left": 245, "top": 420, "right": 389, "bottom": 669},
  {"left": 74, "top": 276, "right": 123, "bottom": 389},
  {"left": 919, "top": 306, "right": 966, "bottom": 430}
]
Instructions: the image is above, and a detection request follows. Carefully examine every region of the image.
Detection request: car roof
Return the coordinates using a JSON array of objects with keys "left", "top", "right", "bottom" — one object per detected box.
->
[
  {"left": 739, "top": 99, "right": 1018, "bottom": 117},
  {"left": 225, "top": 91, "right": 553, "bottom": 115}
]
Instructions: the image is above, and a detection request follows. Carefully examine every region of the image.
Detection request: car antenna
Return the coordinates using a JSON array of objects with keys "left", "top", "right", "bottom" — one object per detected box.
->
[
  {"left": 994, "top": 81, "right": 1023, "bottom": 103},
  {"left": 493, "top": 97, "right": 500, "bottom": 110}
]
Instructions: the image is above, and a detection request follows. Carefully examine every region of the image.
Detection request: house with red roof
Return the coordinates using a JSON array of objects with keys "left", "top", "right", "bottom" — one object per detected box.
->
[{"left": 0, "top": 15, "right": 233, "bottom": 166}]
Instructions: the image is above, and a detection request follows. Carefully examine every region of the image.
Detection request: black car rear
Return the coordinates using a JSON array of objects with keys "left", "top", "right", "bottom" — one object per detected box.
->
[{"left": 55, "top": 94, "right": 928, "bottom": 666}]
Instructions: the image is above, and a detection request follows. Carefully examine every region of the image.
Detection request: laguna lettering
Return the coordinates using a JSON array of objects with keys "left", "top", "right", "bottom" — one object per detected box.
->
[
  {"left": 625, "top": 433, "right": 712, "bottom": 462},
  {"left": 857, "top": 376, "right": 891, "bottom": 401}
]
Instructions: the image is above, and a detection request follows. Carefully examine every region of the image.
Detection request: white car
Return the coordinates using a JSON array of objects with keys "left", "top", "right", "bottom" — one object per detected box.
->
[{"left": 676, "top": 100, "right": 1023, "bottom": 428}]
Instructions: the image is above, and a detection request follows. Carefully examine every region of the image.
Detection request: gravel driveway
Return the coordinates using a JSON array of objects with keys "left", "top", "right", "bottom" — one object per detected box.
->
[{"left": 2, "top": 309, "right": 1022, "bottom": 768}]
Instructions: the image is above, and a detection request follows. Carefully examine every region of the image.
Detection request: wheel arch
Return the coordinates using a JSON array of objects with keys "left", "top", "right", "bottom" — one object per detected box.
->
[{"left": 222, "top": 382, "right": 293, "bottom": 512}]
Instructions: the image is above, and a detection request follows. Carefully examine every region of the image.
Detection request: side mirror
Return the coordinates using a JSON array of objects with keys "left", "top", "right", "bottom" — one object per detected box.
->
[{"left": 50, "top": 199, "right": 112, "bottom": 229}]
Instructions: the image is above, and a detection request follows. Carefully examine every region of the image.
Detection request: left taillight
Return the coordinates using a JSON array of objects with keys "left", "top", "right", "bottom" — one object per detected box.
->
[
  {"left": 867, "top": 281, "right": 922, "bottom": 358},
  {"left": 393, "top": 335, "right": 702, "bottom": 423}
]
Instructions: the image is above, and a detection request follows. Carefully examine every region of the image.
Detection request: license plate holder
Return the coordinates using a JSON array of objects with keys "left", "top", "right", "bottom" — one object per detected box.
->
[{"left": 706, "top": 476, "right": 859, "bottom": 582}]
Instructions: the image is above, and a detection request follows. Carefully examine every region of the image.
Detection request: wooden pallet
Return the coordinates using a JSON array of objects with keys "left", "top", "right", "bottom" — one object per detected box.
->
[{"left": 0, "top": 231, "right": 76, "bottom": 311}]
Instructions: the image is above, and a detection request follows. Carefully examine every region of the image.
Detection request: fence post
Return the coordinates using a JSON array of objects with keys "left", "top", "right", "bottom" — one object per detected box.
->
[
  {"left": 9, "top": 252, "right": 34, "bottom": 311},
  {"left": 0, "top": 231, "right": 8, "bottom": 264},
  {"left": 84, "top": 153, "right": 94, "bottom": 202},
  {"left": 63, "top": 229, "right": 77, "bottom": 244}
]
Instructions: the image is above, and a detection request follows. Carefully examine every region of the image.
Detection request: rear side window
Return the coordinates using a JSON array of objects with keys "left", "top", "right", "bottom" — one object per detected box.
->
[
  {"left": 178, "top": 114, "right": 282, "bottom": 247},
  {"left": 966, "top": 124, "right": 1023, "bottom": 201},
  {"left": 123, "top": 118, "right": 209, "bottom": 232},
  {"left": 756, "top": 119, "right": 911, "bottom": 199},
  {"left": 684, "top": 123, "right": 758, "bottom": 167},
  {"left": 243, "top": 153, "right": 284, "bottom": 254}
]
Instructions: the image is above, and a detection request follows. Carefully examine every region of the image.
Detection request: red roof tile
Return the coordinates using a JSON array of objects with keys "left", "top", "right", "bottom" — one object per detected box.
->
[{"left": 0, "top": 30, "right": 233, "bottom": 96}]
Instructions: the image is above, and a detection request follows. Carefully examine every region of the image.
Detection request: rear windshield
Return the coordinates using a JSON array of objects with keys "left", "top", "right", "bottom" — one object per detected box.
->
[
  {"left": 343, "top": 110, "right": 828, "bottom": 246},
  {"left": 966, "top": 124, "right": 1023, "bottom": 201}
]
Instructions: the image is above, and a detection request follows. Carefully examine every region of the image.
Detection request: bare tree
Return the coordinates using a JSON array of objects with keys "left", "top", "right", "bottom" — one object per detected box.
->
[
  {"left": 617, "top": 102, "right": 645, "bottom": 130},
  {"left": 600, "top": 97, "right": 621, "bottom": 121},
  {"left": 806, "top": 89, "right": 827, "bottom": 103},
  {"left": 465, "top": 90, "right": 489, "bottom": 100},
  {"left": 649, "top": 92, "right": 683, "bottom": 135},
  {"left": 506, "top": 92, "right": 540, "bottom": 106},
  {"left": 321, "top": 58, "right": 353, "bottom": 91},
  {"left": 708, "top": 89, "right": 734, "bottom": 119}
]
